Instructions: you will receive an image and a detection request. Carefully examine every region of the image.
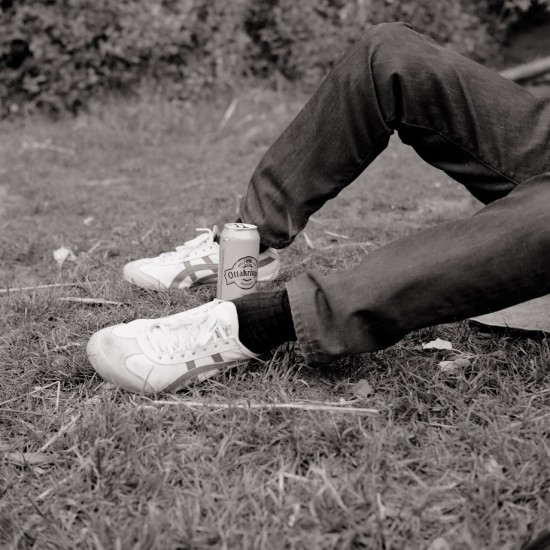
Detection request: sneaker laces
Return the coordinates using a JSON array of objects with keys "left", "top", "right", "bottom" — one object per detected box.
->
[
  {"left": 155, "top": 227, "right": 218, "bottom": 264},
  {"left": 142, "top": 310, "right": 231, "bottom": 360}
]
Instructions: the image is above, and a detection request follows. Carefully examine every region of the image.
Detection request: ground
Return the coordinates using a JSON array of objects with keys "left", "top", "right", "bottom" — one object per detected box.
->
[{"left": 1, "top": 89, "right": 549, "bottom": 550}]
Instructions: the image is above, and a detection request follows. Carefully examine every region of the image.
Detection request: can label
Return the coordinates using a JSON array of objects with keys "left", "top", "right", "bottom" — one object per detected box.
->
[
  {"left": 217, "top": 223, "right": 260, "bottom": 300},
  {"left": 223, "top": 256, "right": 258, "bottom": 290}
]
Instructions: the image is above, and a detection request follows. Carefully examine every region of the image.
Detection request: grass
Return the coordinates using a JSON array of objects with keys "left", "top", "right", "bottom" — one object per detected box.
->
[{"left": 1, "top": 87, "right": 549, "bottom": 550}]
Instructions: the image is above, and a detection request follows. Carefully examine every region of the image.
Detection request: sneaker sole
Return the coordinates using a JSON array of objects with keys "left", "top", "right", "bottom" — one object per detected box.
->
[
  {"left": 162, "top": 360, "right": 241, "bottom": 392},
  {"left": 88, "top": 330, "right": 243, "bottom": 393}
]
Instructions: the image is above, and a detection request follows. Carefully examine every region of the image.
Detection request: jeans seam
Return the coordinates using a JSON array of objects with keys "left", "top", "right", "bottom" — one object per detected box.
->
[
  {"left": 285, "top": 278, "right": 315, "bottom": 362},
  {"left": 400, "top": 120, "right": 522, "bottom": 186}
]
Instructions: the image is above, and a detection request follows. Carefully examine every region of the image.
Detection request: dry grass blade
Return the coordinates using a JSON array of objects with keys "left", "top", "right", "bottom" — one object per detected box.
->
[{"left": 5, "top": 452, "right": 59, "bottom": 467}]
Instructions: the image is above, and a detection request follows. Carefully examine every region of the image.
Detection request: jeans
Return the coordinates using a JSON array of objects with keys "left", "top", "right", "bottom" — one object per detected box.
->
[{"left": 240, "top": 23, "right": 550, "bottom": 365}]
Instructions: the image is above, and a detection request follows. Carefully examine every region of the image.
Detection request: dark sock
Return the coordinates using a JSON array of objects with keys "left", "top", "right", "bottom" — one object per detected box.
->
[
  {"left": 234, "top": 217, "right": 269, "bottom": 253},
  {"left": 232, "top": 289, "right": 297, "bottom": 353}
]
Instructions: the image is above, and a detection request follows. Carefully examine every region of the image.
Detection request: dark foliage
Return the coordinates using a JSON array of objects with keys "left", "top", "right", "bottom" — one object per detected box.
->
[{"left": 0, "top": 0, "right": 547, "bottom": 116}]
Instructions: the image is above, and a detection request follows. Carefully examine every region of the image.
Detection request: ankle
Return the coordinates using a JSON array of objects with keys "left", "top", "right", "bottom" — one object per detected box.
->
[{"left": 232, "top": 289, "right": 296, "bottom": 353}]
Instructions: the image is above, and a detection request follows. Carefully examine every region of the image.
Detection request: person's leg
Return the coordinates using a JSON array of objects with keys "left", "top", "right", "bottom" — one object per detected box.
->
[
  {"left": 91, "top": 23, "right": 550, "bottom": 393},
  {"left": 240, "top": 23, "right": 550, "bottom": 248},
  {"left": 286, "top": 173, "right": 550, "bottom": 363},
  {"left": 237, "top": 22, "right": 550, "bottom": 364}
]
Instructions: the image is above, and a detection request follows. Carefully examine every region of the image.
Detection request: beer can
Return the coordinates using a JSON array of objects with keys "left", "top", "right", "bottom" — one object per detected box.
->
[{"left": 217, "top": 223, "right": 260, "bottom": 300}]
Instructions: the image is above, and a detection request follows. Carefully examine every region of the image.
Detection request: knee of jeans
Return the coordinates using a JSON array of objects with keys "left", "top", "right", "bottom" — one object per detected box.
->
[
  {"left": 359, "top": 22, "right": 416, "bottom": 55},
  {"left": 358, "top": 22, "right": 428, "bottom": 80}
]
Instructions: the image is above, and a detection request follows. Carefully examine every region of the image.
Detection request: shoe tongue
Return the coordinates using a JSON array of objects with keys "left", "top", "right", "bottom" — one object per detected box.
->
[{"left": 212, "top": 301, "right": 238, "bottom": 336}]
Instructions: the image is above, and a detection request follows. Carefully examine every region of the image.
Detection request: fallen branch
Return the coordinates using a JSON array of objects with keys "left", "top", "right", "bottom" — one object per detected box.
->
[
  {"left": 153, "top": 400, "right": 379, "bottom": 415},
  {"left": 500, "top": 55, "right": 550, "bottom": 82}
]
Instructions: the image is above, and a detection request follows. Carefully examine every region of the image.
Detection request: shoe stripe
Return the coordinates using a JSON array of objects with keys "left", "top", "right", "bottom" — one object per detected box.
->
[
  {"left": 212, "top": 353, "right": 223, "bottom": 363},
  {"left": 164, "top": 358, "right": 230, "bottom": 391},
  {"left": 202, "top": 256, "right": 215, "bottom": 264},
  {"left": 170, "top": 265, "right": 218, "bottom": 289},
  {"left": 259, "top": 256, "right": 275, "bottom": 268},
  {"left": 197, "top": 274, "right": 217, "bottom": 285}
]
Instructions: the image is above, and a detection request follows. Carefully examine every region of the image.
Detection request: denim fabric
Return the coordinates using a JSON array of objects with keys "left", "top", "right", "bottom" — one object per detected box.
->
[{"left": 240, "top": 23, "right": 550, "bottom": 364}]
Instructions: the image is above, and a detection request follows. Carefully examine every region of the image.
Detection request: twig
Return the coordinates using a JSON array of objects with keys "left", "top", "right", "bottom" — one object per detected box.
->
[
  {"left": 325, "top": 230, "right": 350, "bottom": 240},
  {"left": 84, "top": 240, "right": 103, "bottom": 255},
  {"left": 234, "top": 114, "right": 254, "bottom": 129},
  {"left": 49, "top": 343, "right": 81, "bottom": 352},
  {"left": 58, "top": 297, "right": 127, "bottom": 306},
  {"left": 140, "top": 225, "right": 156, "bottom": 242},
  {"left": 38, "top": 414, "right": 80, "bottom": 453},
  {"left": 319, "top": 242, "right": 373, "bottom": 250},
  {"left": 302, "top": 232, "right": 316, "bottom": 249},
  {"left": 0, "top": 283, "right": 78, "bottom": 295},
  {"left": 153, "top": 400, "right": 379, "bottom": 415},
  {"left": 0, "top": 382, "right": 60, "bottom": 408},
  {"left": 218, "top": 98, "right": 239, "bottom": 132},
  {"left": 84, "top": 176, "right": 126, "bottom": 187},
  {"left": 0, "top": 408, "right": 44, "bottom": 416},
  {"left": 20, "top": 139, "right": 76, "bottom": 156},
  {"left": 36, "top": 473, "right": 72, "bottom": 501},
  {"left": 55, "top": 382, "right": 61, "bottom": 412}
]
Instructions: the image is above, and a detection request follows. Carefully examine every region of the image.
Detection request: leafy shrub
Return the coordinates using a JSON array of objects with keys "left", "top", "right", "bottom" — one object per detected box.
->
[
  {"left": 245, "top": 0, "right": 498, "bottom": 85},
  {"left": 481, "top": 0, "right": 550, "bottom": 32},
  {"left": 0, "top": 0, "right": 543, "bottom": 117},
  {"left": 0, "top": 0, "right": 255, "bottom": 115}
]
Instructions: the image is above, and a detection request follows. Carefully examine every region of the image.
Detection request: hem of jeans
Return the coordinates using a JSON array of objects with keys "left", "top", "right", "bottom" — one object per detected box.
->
[
  {"left": 400, "top": 120, "right": 523, "bottom": 186},
  {"left": 239, "top": 205, "right": 293, "bottom": 249},
  {"left": 285, "top": 277, "right": 330, "bottom": 366}
]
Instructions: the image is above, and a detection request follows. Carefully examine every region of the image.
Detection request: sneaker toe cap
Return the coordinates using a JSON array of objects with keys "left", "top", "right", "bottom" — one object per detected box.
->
[
  {"left": 87, "top": 327, "right": 157, "bottom": 393},
  {"left": 123, "top": 260, "right": 169, "bottom": 291}
]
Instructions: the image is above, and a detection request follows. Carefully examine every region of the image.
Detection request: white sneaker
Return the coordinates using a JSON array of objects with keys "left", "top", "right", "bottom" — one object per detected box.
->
[
  {"left": 86, "top": 300, "right": 258, "bottom": 393},
  {"left": 123, "top": 226, "right": 280, "bottom": 292}
]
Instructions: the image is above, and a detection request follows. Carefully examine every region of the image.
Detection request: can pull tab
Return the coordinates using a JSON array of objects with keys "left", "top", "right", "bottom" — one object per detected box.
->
[{"left": 226, "top": 222, "right": 256, "bottom": 230}]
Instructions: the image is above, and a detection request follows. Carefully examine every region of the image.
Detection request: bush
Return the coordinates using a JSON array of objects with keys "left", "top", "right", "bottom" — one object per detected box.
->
[
  {"left": 0, "top": 0, "right": 254, "bottom": 115},
  {"left": 0, "top": 0, "right": 544, "bottom": 117},
  {"left": 245, "top": 0, "right": 498, "bottom": 85}
]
